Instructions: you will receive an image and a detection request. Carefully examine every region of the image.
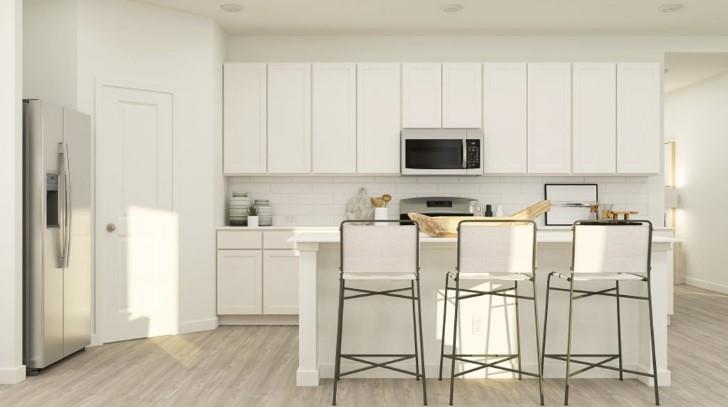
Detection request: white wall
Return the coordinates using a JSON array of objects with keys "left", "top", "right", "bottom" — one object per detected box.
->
[
  {"left": 23, "top": 0, "right": 78, "bottom": 107},
  {"left": 74, "top": 0, "right": 224, "bottom": 335},
  {"left": 665, "top": 71, "right": 728, "bottom": 293},
  {"left": 0, "top": 0, "right": 25, "bottom": 385}
]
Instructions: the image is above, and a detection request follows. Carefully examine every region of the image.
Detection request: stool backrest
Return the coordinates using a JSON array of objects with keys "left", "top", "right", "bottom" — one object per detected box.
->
[
  {"left": 572, "top": 220, "right": 652, "bottom": 275},
  {"left": 340, "top": 220, "right": 419, "bottom": 276},
  {"left": 457, "top": 220, "right": 536, "bottom": 275}
]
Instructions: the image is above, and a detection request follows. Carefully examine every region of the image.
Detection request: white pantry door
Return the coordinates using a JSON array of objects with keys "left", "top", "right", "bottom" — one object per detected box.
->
[{"left": 96, "top": 84, "right": 176, "bottom": 343}]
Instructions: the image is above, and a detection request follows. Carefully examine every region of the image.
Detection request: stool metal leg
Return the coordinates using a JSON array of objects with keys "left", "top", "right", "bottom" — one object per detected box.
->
[
  {"left": 439, "top": 273, "right": 450, "bottom": 380},
  {"left": 448, "top": 275, "right": 461, "bottom": 406},
  {"left": 332, "top": 276, "right": 345, "bottom": 406},
  {"left": 410, "top": 281, "right": 420, "bottom": 381},
  {"left": 416, "top": 276, "right": 428, "bottom": 405},
  {"left": 564, "top": 276, "right": 575, "bottom": 406},
  {"left": 514, "top": 281, "right": 522, "bottom": 380},
  {"left": 615, "top": 281, "right": 624, "bottom": 381},
  {"left": 647, "top": 278, "right": 660, "bottom": 405},
  {"left": 531, "top": 278, "right": 545, "bottom": 406},
  {"left": 540, "top": 273, "right": 554, "bottom": 380}
]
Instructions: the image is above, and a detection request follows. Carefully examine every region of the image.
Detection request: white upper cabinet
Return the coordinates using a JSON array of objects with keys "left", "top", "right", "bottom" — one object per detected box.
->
[
  {"left": 402, "top": 63, "right": 442, "bottom": 128},
  {"left": 442, "top": 63, "right": 482, "bottom": 128},
  {"left": 312, "top": 64, "right": 356, "bottom": 173},
  {"left": 223, "top": 63, "right": 267, "bottom": 174},
  {"left": 573, "top": 63, "right": 617, "bottom": 174},
  {"left": 357, "top": 63, "right": 401, "bottom": 174},
  {"left": 267, "top": 63, "right": 312, "bottom": 173},
  {"left": 617, "top": 63, "right": 661, "bottom": 174},
  {"left": 483, "top": 63, "right": 527, "bottom": 174},
  {"left": 527, "top": 63, "right": 572, "bottom": 173}
]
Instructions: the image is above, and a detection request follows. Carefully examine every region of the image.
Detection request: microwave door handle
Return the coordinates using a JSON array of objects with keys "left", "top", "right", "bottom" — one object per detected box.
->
[{"left": 462, "top": 139, "right": 467, "bottom": 169}]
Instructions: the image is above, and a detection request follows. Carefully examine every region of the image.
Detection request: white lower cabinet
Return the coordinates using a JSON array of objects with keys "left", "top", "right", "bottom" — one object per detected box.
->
[
  {"left": 263, "top": 250, "right": 299, "bottom": 314},
  {"left": 217, "top": 250, "right": 262, "bottom": 315},
  {"left": 216, "top": 230, "right": 299, "bottom": 318}
]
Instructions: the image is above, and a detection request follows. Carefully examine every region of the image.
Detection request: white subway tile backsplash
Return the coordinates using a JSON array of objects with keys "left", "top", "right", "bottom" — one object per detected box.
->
[{"left": 226, "top": 175, "right": 652, "bottom": 226}]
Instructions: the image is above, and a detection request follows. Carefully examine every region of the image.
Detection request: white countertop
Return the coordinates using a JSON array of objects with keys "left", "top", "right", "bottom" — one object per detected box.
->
[
  {"left": 288, "top": 229, "right": 679, "bottom": 244},
  {"left": 216, "top": 225, "right": 679, "bottom": 244}
]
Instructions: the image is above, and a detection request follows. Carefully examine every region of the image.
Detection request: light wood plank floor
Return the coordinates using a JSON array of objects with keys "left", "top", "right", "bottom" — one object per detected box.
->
[{"left": 2, "top": 285, "right": 727, "bottom": 406}]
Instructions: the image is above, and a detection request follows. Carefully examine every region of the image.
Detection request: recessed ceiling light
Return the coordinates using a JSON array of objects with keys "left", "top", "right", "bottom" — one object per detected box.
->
[
  {"left": 440, "top": 4, "right": 464, "bottom": 13},
  {"left": 658, "top": 4, "right": 684, "bottom": 13},
  {"left": 220, "top": 3, "right": 244, "bottom": 13}
]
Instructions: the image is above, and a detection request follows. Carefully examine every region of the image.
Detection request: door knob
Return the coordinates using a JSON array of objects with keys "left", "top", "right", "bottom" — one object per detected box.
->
[{"left": 106, "top": 223, "right": 116, "bottom": 232}]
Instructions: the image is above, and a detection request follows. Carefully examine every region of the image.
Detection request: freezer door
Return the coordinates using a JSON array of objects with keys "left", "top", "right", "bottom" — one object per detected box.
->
[
  {"left": 62, "top": 107, "right": 92, "bottom": 356},
  {"left": 23, "top": 100, "right": 65, "bottom": 368}
]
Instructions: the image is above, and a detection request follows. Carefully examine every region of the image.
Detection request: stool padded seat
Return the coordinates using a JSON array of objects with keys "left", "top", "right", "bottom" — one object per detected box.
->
[
  {"left": 343, "top": 272, "right": 417, "bottom": 281},
  {"left": 555, "top": 272, "right": 647, "bottom": 281},
  {"left": 457, "top": 272, "right": 533, "bottom": 281}
]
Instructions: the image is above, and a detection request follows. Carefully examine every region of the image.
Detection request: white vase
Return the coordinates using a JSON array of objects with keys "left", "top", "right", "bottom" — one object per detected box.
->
[
  {"left": 247, "top": 216, "right": 259, "bottom": 228},
  {"left": 374, "top": 207, "right": 388, "bottom": 225}
]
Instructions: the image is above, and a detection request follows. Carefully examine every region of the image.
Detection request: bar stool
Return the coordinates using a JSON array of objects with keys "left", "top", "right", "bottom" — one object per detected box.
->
[
  {"left": 438, "top": 219, "right": 544, "bottom": 406},
  {"left": 541, "top": 220, "right": 660, "bottom": 405},
  {"left": 332, "top": 220, "right": 427, "bottom": 405}
]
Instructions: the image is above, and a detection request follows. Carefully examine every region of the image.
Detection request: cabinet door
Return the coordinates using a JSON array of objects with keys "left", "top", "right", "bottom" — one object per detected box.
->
[
  {"left": 217, "top": 250, "right": 262, "bottom": 315},
  {"left": 223, "top": 63, "right": 267, "bottom": 174},
  {"left": 312, "top": 63, "right": 356, "bottom": 173},
  {"left": 527, "top": 63, "right": 572, "bottom": 173},
  {"left": 357, "top": 63, "right": 401, "bottom": 174},
  {"left": 263, "top": 250, "right": 299, "bottom": 315},
  {"left": 442, "top": 63, "right": 482, "bottom": 128},
  {"left": 267, "top": 63, "right": 311, "bottom": 173},
  {"left": 617, "top": 63, "right": 661, "bottom": 174},
  {"left": 402, "top": 63, "right": 442, "bottom": 128},
  {"left": 483, "top": 63, "right": 527, "bottom": 173},
  {"left": 573, "top": 63, "right": 617, "bottom": 174}
]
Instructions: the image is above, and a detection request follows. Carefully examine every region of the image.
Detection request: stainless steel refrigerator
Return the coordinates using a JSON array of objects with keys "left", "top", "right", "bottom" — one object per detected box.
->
[{"left": 23, "top": 100, "right": 91, "bottom": 373}]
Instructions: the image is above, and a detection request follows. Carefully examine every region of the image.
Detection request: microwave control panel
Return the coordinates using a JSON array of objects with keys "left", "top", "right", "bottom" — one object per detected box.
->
[{"left": 465, "top": 140, "right": 481, "bottom": 169}]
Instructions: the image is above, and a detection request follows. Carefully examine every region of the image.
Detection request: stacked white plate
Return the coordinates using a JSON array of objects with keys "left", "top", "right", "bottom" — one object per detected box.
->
[
  {"left": 255, "top": 199, "right": 273, "bottom": 226},
  {"left": 229, "top": 193, "right": 251, "bottom": 226}
]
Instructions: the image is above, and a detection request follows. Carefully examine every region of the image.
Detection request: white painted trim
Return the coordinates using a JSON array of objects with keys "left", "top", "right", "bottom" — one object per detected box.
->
[
  {"left": 179, "top": 317, "right": 219, "bottom": 334},
  {"left": 218, "top": 315, "right": 298, "bottom": 326},
  {"left": 296, "top": 368, "right": 320, "bottom": 387},
  {"left": 685, "top": 277, "right": 728, "bottom": 295},
  {"left": 0, "top": 365, "right": 26, "bottom": 385}
]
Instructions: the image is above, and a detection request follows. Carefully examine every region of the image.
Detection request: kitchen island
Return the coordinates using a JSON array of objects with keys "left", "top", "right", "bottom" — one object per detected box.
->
[{"left": 291, "top": 227, "right": 677, "bottom": 388}]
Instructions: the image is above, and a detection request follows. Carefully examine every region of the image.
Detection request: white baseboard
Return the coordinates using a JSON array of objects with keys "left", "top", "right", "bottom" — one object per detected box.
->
[
  {"left": 685, "top": 277, "right": 728, "bottom": 295},
  {"left": 297, "top": 368, "right": 320, "bottom": 386},
  {"left": 219, "top": 314, "right": 298, "bottom": 326},
  {"left": 179, "top": 317, "right": 219, "bottom": 334},
  {"left": 0, "top": 365, "right": 26, "bottom": 384}
]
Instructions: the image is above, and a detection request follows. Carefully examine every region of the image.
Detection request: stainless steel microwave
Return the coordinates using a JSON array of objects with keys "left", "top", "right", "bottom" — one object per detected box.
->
[{"left": 401, "top": 128, "right": 483, "bottom": 175}]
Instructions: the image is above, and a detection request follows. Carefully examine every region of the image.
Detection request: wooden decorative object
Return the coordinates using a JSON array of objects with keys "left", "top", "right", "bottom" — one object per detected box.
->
[{"left": 409, "top": 200, "right": 552, "bottom": 237}]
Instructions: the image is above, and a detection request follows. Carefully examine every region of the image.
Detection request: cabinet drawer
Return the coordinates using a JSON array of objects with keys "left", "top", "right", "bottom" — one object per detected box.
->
[
  {"left": 263, "top": 230, "right": 296, "bottom": 249},
  {"left": 217, "top": 231, "right": 262, "bottom": 249}
]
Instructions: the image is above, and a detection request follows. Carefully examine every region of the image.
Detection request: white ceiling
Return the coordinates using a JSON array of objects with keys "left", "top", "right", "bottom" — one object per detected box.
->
[
  {"left": 665, "top": 53, "right": 728, "bottom": 93},
  {"left": 138, "top": 0, "right": 728, "bottom": 35}
]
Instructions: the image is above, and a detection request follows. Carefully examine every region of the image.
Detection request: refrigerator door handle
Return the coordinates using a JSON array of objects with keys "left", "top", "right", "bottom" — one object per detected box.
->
[
  {"left": 58, "top": 142, "right": 71, "bottom": 268},
  {"left": 63, "top": 142, "right": 72, "bottom": 268}
]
